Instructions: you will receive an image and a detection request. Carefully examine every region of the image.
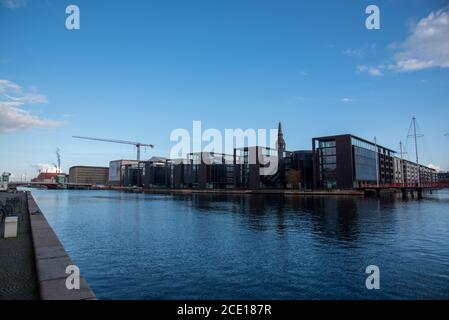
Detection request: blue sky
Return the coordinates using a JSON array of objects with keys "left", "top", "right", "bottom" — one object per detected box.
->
[{"left": 1, "top": 0, "right": 449, "bottom": 179}]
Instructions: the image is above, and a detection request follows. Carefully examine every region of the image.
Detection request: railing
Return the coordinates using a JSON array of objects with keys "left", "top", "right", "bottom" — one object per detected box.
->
[{"left": 360, "top": 182, "right": 449, "bottom": 189}]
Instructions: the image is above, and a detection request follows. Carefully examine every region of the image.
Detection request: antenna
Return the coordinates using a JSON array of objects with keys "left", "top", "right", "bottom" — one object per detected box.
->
[
  {"left": 407, "top": 116, "right": 424, "bottom": 187},
  {"left": 399, "top": 141, "right": 407, "bottom": 159},
  {"left": 444, "top": 133, "right": 449, "bottom": 172}
]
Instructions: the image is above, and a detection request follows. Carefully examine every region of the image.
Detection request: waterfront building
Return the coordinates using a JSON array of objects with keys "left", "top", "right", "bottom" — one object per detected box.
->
[
  {"left": 139, "top": 121, "right": 314, "bottom": 191},
  {"left": 142, "top": 157, "right": 174, "bottom": 189},
  {"left": 401, "top": 159, "right": 437, "bottom": 185},
  {"left": 283, "top": 150, "right": 314, "bottom": 190},
  {"left": 233, "top": 122, "right": 288, "bottom": 189},
  {"left": 438, "top": 171, "right": 449, "bottom": 183},
  {"left": 123, "top": 164, "right": 143, "bottom": 187},
  {"left": 420, "top": 164, "right": 437, "bottom": 184},
  {"left": 142, "top": 153, "right": 239, "bottom": 189},
  {"left": 171, "top": 158, "right": 193, "bottom": 188},
  {"left": 68, "top": 166, "right": 109, "bottom": 185},
  {"left": 32, "top": 172, "right": 68, "bottom": 184},
  {"left": 312, "top": 134, "right": 439, "bottom": 189},
  {"left": 187, "top": 152, "right": 238, "bottom": 189},
  {"left": 234, "top": 146, "right": 281, "bottom": 189},
  {"left": 393, "top": 157, "right": 404, "bottom": 184},
  {"left": 108, "top": 160, "right": 140, "bottom": 186},
  {"left": 402, "top": 160, "right": 419, "bottom": 185},
  {"left": 312, "top": 134, "right": 395, "bottom": 189}
]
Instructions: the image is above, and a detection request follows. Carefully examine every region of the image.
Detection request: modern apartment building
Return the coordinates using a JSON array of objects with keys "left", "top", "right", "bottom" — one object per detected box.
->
[
  {"left": 109, "top": 124, "right": 439, "bottom": 191},
  {"left": 234, "top": 146, "right": 281, "bottom": 189},
  {"left": 312, "top": 134, "right": 395, "bottom": 189},
  {"left": 108, "top": 160, "right": 141, "bottom": 186},
  {"left": 393, "top": 157, "right": 404, "bottom": 184},
  {"left": 141, "top": 153, "right": 239, "bottom": 189},
  {"left": 142, "top": 157, "right": 173, "bottom": 188},
  {"left": 438, "top": 171, "right": 449, "bottom": 183},
  {"left": 402, "top": 159, "right": 437, "bottom": 185}
]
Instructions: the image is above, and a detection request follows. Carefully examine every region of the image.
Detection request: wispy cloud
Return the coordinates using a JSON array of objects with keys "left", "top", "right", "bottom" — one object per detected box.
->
[
  {"left": 357, "top": 65, "right": 383, "bottom": 76},
  {"left": 359, "top": 5, "right": 449, "bottom": 76},
  {"left": 341, "top": 97, "right": 354, "bottom": 103},
  {"left": 343, "top": 44, "right": 377, "bottom": 58},
  {"left": 343, "top": 48, "right": 365, "bottom": 57},
  {"left": 1, "top": 0, "right": 27, "bottom": 9},
  {"left": 0, "top": 79, "right": 63, "bottom": 133},
  {"left": 295, "top": 96, "right": 313, "bottom": 102}
]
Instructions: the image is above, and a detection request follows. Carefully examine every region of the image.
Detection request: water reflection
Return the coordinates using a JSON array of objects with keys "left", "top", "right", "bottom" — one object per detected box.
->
[{"left": 182, "top": 194, "right": 386, "bottom": 243}]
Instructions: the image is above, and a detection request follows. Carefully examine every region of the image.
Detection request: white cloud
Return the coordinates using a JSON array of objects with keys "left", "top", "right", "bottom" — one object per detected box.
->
[
  {"left": 358, "top": 6, "right": 449, "bottom": 76},
  {"left": 0, "top": 79, "right": 21, "bottom": 93},
  {"left": 391, "top": 6, "right": 449, "bottom": 72},
  {"left": 0, "top": 79, "right": 63, "bottom": 133},
  {"left": 357, "top": 65, "right": 383, "bottom": 76},
  {"left": 427, "top": 164, "right": 442, "bottom": 172},
  {"left": 341, "top": 98, "right": 353, "bottom": 103},
  {"left": 1, "top": 0, "right": 27, "bottom": 9},
  {"left": 0, "top": 104, "right": 61, "bottom": 133}
]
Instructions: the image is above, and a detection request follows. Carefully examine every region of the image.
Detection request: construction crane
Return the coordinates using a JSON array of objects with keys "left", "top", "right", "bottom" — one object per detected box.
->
[{"left": 73, "top": 136, "right": 154, "bottom": 161}]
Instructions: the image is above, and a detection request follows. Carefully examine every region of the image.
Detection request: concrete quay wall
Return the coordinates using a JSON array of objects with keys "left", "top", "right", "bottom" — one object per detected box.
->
[{"left": 26, "top": 192, "right": 96, "bottom": 300}]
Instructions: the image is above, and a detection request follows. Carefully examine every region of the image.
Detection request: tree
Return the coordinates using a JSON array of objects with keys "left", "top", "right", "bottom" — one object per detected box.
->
[{"left": 286, "top": 169, "right": 301, "bottom": 189}]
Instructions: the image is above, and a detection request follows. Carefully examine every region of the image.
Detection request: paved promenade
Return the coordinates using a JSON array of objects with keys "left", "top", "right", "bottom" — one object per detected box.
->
[
  {"left": 1, "top": 191, "right": 96, "bottom": 300},
  {"left": 0, "top": 192, "right": 39, "bottom": 300}
]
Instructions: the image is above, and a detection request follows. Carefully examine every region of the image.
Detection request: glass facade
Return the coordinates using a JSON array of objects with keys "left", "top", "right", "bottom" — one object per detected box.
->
[
  {"left": 315, "top": 135, "right": 396, "bottom": 189},
  {"left": 317, "top": 140, "right": 337, "bottom": 188},
  {"left": 353, "top": 146, "right": 377, "bottom": 182},
  {"left": 351, "top": 136, "right": 394, "bottom": 185}
]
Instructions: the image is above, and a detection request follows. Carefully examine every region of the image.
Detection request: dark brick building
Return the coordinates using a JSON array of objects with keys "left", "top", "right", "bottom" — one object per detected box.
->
[{"left": 312, "top": 134, "right": 395, "bottom": 189}]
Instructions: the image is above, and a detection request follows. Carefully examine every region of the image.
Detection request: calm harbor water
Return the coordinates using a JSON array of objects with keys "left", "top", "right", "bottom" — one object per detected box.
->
[{"left": 30, "top": 189, "right": 449, "bottom": 300}]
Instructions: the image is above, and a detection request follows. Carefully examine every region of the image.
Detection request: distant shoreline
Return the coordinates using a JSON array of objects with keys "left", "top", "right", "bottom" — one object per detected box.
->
[{"left": 107, "top": 186, "right": 365, "bottom": 196}]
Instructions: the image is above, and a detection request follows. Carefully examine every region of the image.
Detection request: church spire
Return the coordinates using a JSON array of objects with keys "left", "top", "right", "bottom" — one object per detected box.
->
[{"left": 277, "top": 121, "right": 286, "bottom": 152}]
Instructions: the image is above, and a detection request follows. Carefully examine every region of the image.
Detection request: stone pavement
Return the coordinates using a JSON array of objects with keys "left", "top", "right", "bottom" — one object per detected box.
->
[{"left": 0, "top": 192, "right": 39, "bottom": 300}]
